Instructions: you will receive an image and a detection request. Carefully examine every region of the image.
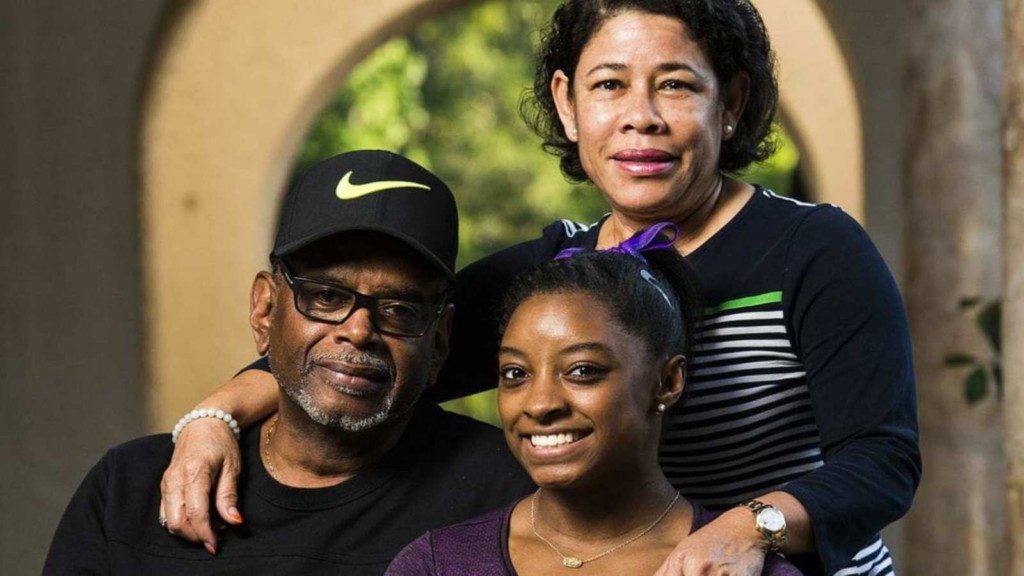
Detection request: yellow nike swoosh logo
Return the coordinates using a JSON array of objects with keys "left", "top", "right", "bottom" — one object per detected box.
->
[{"left": 335, "top": 171, "right": 431, "bottom": 200}]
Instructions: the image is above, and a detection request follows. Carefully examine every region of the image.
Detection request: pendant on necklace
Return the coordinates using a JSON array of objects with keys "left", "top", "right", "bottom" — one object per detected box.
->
[{"left": 562, "top": 557, "right": 583, "bottom": 569}]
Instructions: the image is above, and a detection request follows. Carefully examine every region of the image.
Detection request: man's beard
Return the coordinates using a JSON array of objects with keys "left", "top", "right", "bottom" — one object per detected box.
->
[{"left": 275, "top": 349, "right": 397, "bottom": 432}]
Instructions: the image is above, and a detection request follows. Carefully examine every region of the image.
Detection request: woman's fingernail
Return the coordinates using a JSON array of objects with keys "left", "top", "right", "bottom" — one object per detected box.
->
[
  {"left": 204, "top": 542, "right": 217, "bottom": 555},
  {"left": 228, "top": 507, "right": 243, "bottom": 524}
]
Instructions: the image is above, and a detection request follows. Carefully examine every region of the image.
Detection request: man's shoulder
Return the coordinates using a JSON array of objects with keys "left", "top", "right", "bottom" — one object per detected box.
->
[
  {"left": 409, "top": 403, "right": 509, "bottom": 455},
  {"left": 83, "top": 434, "right": 175, "bottom": 506},
  {"left": 102, "top": 433, "right": 175, "bottom": 471},
  {"left": 403, "top": 403, "right": 532, "bottom": 489}
]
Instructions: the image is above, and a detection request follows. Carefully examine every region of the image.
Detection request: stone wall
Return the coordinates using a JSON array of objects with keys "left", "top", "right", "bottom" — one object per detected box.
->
[{"left": 0, "top": 1, "right": 168, "bottom": 573}]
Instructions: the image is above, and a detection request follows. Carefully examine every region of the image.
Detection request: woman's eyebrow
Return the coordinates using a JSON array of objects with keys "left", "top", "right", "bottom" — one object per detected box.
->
[
  {"left": 585, "top": 61, "right": 707, "bottom": 80},
  {"left": 560, "top": 342, "right": 612, "bottom": 355},
  {"left": 657, "top": 62, "right": 706, "bottom": 79},
  {"left": 499, "top": 345, "right": 526, "bottom": 357},
  {"left": 585, "top": 62, "right": 628, "bottom": 76}
]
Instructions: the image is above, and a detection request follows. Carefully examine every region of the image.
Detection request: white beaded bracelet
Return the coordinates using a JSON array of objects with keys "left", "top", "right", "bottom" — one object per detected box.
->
[{"left": 171, "top": 408, "right": 241, "bottom": 443}]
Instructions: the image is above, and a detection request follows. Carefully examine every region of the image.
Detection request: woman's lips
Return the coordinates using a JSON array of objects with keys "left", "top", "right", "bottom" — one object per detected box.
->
[
  {"left": 518, "top": 430, "right": 593, "bottom": 462},
  {"left": 611, "top": 149, "right": 678, "bottom": 177}
]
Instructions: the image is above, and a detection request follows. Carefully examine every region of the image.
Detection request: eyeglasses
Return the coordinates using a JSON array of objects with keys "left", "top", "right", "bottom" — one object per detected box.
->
[{"left": 278, "top": 263, "right": 447, "bottom": 338}]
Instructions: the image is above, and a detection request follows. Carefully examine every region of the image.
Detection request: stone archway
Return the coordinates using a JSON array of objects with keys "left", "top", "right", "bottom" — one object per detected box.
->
[{"left": 141, "top": 0, "right": 862, "bottom": 429}]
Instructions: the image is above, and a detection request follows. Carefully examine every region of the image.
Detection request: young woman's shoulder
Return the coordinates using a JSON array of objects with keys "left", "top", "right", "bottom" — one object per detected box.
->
[{"left": 385, "top": 505, "right": 512, "bottom": 576}]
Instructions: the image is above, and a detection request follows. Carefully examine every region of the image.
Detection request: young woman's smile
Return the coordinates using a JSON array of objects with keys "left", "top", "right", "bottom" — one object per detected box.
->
[{"left": 498, "top": 292, "right": 665, "bottom": 488}]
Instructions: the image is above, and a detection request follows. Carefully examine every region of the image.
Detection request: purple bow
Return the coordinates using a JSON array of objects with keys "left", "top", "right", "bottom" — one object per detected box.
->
[{"left": 554, "top": 222, "right": 679, "bottom": 265}]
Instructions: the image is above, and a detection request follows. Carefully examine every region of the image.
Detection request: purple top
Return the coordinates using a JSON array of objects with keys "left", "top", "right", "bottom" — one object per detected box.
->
[{"left": 386, "top": 499, "right": 802, "bottom": 576}]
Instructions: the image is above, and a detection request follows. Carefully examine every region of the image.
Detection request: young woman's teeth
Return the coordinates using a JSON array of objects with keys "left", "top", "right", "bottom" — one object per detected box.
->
[{"left": 530, "top": 432, "right": 582, "bottom": 447}]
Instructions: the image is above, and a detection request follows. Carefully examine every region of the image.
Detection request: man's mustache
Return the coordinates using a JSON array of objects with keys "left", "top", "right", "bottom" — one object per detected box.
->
[{"left": 304, "top": 350, "right": 395, "bottom": 380}]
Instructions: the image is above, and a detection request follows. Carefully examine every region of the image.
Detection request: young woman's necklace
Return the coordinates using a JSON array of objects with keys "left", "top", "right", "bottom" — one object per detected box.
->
[
  {"left": 529, "top": 489, "right": 680, "bottom": 569},
  {"left": 262, "top": 414, "right": 280, "bottom": 481}
]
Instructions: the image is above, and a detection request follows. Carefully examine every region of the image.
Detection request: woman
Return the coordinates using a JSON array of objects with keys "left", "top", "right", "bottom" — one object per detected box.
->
[
  {"left": 162, "top": 2, "right": 918, "bottom": 575},
  {"left": 386, "top": 233, "right": 800, "bottom": 575}
]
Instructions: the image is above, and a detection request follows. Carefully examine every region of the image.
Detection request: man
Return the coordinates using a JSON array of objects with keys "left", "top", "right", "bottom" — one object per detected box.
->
[{"left": 44, "top": 151, "right": 531, "bottom": 574}]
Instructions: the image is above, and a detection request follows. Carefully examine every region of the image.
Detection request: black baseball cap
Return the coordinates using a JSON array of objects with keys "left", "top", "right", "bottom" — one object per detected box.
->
[{"left": 272, "top": 150, "right": 458, "bottom": 277}]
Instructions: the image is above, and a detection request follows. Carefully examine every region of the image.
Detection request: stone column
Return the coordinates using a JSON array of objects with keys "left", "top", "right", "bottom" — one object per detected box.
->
[
  {"left": 1005, "top": 0, "right": 1024, "bottom": 573},
  {"left": 901, "top": 0, "right": 1005, "bottom": 574},
  {"left": 0, "top": 2, "right": 167, "bottom": 574}
]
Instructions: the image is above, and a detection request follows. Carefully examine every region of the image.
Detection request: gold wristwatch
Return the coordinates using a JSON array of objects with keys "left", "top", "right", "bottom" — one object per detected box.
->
[{"left": 740, "top": 499, "right": 788, "bottom": 553}]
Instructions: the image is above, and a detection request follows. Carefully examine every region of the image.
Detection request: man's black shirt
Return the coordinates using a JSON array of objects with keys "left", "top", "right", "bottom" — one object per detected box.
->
[{"left": 44, "top": 403, "right": 532, "bottom": 575}]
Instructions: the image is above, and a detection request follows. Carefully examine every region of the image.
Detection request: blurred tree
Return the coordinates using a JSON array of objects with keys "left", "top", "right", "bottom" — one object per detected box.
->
[{"left": 294, "top": 0, "right": 801, "bottom": 426}]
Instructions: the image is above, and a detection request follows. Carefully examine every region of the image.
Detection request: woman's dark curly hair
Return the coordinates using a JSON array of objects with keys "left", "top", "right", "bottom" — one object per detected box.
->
[
  {"left": 499, "top": 246, "right": 703, "bottom": 364},
  {"left": 521, "top": 0, "right": 778, "bottom": 182}
]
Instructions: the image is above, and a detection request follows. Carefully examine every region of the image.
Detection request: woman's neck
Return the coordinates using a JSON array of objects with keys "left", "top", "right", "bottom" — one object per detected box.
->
[
  {"left": 597, "top": 176, "right": 754, "bottom": 255},
  {"left": 533, "top": 468, "right": 682, "bottom": 542}
]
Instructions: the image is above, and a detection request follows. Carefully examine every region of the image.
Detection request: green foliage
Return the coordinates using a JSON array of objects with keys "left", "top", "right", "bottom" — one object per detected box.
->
[
  {"left": 294, "top": 0, "right": 802, "bottom": 424},
  {"left": 945, "top": 297, "right": 1003, "bottom": 404},
  {"left": 738, "top": 126, "right": 801, "bottom": 197},
  {"left": 296, "top": 39, "right": 432, "bottom": 170},
  {"left": 964, "top": 367, "right": 988, "bottom": 403}
]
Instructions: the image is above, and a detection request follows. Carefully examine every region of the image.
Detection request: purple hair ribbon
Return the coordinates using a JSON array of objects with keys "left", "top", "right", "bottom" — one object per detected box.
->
[
  {"left": 553, "top": 222, "right": 679, "bottom": 308},
  {"left": 554, "top": 222, "right": 679, "bottom": 265}
]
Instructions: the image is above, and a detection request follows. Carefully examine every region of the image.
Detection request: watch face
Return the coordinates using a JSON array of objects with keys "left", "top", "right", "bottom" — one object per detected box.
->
[{"left": 758, "top": 508, "right": 786, "bottom": 532}]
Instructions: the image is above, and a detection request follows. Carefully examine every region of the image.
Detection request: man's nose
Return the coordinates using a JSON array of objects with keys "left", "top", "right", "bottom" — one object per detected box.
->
[{"left": 329, "top": 305, "right": 379, "bottom": 347}]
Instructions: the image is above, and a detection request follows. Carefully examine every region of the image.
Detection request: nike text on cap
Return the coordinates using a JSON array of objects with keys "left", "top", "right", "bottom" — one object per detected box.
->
[{"left": 272, "top": 150, "right": 458, "bottom": 278}]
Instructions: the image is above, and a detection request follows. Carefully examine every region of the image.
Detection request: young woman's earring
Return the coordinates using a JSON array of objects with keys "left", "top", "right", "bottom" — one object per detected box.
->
[
  {"left": 657, "top": 403, "right": 666, "bottom": 414},
  {"left": 571, "top": 127, "right": 578, "bottom": 139}
]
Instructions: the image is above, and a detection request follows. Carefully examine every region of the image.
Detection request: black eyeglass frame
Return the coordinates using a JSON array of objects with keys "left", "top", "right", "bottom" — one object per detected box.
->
[{"left": 276, "top": 261, "right": 448, "bottom": 338}]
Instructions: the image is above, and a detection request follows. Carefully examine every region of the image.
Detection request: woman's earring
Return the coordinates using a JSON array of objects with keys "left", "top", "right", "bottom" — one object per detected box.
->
[
  {"left": 656, "top": 403, "right": 666, "bottom": 414},
  {"left": 571, "top": 127, "right": 578, "bottom": 139},
  {"left": 724, "top": 124, "right": 734, "bottom": 136}
]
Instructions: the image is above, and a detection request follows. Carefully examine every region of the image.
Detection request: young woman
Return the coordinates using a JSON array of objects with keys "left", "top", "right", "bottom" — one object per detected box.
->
[
  {"left": 162, "top": 2, "right": 918, "bottom": 574},
  {"left": 386, "top": 228, "right": 798, "bottom": 575}
]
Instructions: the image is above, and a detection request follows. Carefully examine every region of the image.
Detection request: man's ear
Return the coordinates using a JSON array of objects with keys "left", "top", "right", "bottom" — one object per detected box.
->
[
  {"left": 655, "top": 354, "right": 687, "bottom": 411},
  {"left": 427, "top": 303, "right": 455, "bottom": 387},
  {"left": 551, "top": 70, "right": 579, "bottom": 142},
  {"left": 250, "top": 271, "right": 277, "bottom": 356}
]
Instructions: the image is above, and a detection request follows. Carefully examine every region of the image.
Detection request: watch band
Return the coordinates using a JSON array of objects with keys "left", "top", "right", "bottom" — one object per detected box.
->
[{"left": 740, "top": 499, "right": 788, "bottom": 553}]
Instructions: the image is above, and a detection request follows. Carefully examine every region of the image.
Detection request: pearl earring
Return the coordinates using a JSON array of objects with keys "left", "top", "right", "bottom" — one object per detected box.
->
[
  {"left": 724, "top": 124, "right": 734, "bottom": 135},
  {"left": 571, "top": 127, "right": 578, "bottom": 138},
  {"left": 657, "top": 403, "right": 666, "bottom": 414}
]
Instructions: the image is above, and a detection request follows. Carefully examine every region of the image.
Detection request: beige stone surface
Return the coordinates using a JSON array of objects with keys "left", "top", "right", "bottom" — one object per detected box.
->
[
  {"left": 1004, "top": 0, "right": 1024, "bottom": 572},
  {"left": 759, "top": 0, "right": 864, "bottom": 220},
  {"left": 0, "top": 3, "right": 166, "bottom": 573},
  {"left": 901, "top": 0, "right": 1006, "bottom": 574}
]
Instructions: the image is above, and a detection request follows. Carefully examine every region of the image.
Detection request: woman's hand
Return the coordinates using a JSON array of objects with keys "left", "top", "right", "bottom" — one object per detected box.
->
[
  {"left": 156, "top": 367, "right": 279, "bottom": 554},
  {"left": 656, "top": 492, "right": 812, "bottom": 575},
  {"left": 654, "top": 507, "right": 767, "bottom": 576},
  {"left": 159, "top": 417, "right": 243, "bottom": 554}
]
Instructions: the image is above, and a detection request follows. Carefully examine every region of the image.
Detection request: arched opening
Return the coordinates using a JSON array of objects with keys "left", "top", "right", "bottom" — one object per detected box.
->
[{"left": 141, "top": 0, "right": 861, "bottom": 429}]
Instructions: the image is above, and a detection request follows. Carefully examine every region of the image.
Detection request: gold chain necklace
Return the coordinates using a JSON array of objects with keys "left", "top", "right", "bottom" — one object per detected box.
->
[
  {"left": 529, "top": 489, "right": 680, "bottom": 569},
  {"left": 262, "top": 414, "right": 280, "bottom": 481}
]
